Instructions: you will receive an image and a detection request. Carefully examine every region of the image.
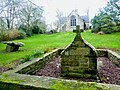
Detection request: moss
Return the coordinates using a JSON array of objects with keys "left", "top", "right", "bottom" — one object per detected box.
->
[
  {"left": 50, "top": 80, "right": 109, "bottom": 90},
  {"left": 0, "top": 73, "right": 24, "bottom": 84}
]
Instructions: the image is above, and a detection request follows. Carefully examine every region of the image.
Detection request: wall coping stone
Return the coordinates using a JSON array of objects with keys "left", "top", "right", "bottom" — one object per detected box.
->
[
  {"left": 107, "top": 50, "right": 120, "bottom": 59},
  {"left": 96, "top": 49, "right": 120, "bottom": 59}
]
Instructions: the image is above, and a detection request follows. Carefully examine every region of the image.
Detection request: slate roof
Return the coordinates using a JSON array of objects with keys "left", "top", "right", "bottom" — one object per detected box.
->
[
  {"left": 81, "top": 15, "right": 89, "bottom": 23},
  {"left": 68, "top": 10, "right": 89, "bottom": 23}
]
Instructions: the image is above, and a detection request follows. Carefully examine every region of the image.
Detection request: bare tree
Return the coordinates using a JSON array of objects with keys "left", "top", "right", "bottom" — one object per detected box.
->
[
  {"left": 19, "top": 2, "right": 44, "bottom": 34},
  {"left": 0, "top": 0, "right": 26, "bottom": 29},
  {"left": 53, "top": 10, "right": 66, "bottom": 32}
]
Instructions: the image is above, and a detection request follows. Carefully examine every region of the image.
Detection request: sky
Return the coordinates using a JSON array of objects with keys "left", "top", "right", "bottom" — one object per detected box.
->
[{"left": 33, "top": 0, "right": 108, "bottom": 25}]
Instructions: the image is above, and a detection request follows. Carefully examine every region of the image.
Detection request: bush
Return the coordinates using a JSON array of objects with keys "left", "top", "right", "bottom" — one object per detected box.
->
[
  {"left": 19, "top": 24, "right": 33, "bottom": 37},
  {"left": 31, "top": 25, "right": 40, "bottom": 34},
  {"left": 8, "top": 29, "right": 19, "bottom": 40},
  {"left": 26, "top": 29, "right": 33, "bottom": 37},
  {"left": 44, "top": 48, "right": 52, "bottom": 53},
  {"left": 19, "top": 24, "right": 27, "bottom": 32},
  {"left": 111, "top": 26, "right": 120, "bottom": 32},
  {"left": 91, "top": 27, "right": 101, "bottom": 33},
  {"left": 101, "top": 28, "right": 112, "bottom": 34},
  {"left": 0, "top": 29, "right": 19, "bottom": 41},
  {"left": 21, "top": 50, "right": 44, "bottom": 63},
  {"left": 17, "top": 30, "right": 26, "bottom": 39},
  {"left": 0, "top": 30, "right": 9, "bottom": 41}
]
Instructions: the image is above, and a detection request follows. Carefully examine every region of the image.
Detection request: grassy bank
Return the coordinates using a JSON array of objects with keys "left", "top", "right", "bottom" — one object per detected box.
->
[{"left": 0, "top": 30, "right": 120, "bottom": 66}]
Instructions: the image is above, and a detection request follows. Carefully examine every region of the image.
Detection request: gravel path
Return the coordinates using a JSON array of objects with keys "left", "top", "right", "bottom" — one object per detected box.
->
[
  {"left": 35, "top": 56, "right": 61, "bottom": 78},
  {"left": 98, "top": 57, "right": 120, "bottom": 85},
  {"left": 35, "top": 56, "right": 120, "bottom": 84},
  {"left": 35, "top": 56, "right": 96, "bottom": 82}
]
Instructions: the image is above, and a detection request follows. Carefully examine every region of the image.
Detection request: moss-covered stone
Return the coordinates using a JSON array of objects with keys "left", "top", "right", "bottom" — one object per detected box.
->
[
  {"left": 96, "top": 49, "right": 108, "bottom": 57},
  {"left": 61, "top": 25, "right": 97, "bottom": 79}
]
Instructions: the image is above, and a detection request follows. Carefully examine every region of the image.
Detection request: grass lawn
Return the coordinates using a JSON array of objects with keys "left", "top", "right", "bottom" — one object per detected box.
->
[{"left": 0, "top": 30, "right": 120, "bottom": 66}]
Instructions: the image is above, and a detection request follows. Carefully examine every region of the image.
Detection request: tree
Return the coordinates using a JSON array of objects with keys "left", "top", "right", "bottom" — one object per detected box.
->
[
  {"left": 53, "top": 10, "right": 66, "bottom": 32},
  {"left": 0, "top": 0, "right": 25, "bottom": 29},
  {"left": 91, "top": 0, "right": 120, "bottom": 33},
  {"left": 104, "top": 0, "right": 120, "bottom": 22},
  {"left": 19, "top": 2, "right": 44, "bottom": 36}
]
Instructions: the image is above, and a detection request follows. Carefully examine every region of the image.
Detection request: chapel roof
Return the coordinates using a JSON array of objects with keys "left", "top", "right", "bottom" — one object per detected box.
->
[
  {"left": 81, "top": 15, "right": 89, "bottom": 23},
  {"left": 68, "top": 10, "right": 89, "bottom": 23}
]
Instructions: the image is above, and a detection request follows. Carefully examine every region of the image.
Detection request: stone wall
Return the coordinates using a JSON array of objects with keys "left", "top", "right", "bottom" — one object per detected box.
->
[
  {"left": 96, "top": 49, "right": 108, "bottom": 57},
  {"left": 0, "top": 72, "right": 116, "bottom": 90},
  {"left": 96, "top": 49, "right": 120, "bottom": 67},
  {"left": 107, "top": 50, "right": 120, "bottom": 67},
  {"left": 0, "top": 48, "right": 120, "bottom": 90},
  {"left": 16, "top": 49, "right": 62, "bottom": 74},
  {"left": 61, "top": 29, "right": 97, "bottom": 78},
  {"left": 0, "top": 71, "right": 119, "bottom": 90}
]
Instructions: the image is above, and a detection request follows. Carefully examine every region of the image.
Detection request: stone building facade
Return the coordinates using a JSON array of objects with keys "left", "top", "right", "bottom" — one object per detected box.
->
[{"left": 60, "top": 10, "right": 89, "bottom": 32}]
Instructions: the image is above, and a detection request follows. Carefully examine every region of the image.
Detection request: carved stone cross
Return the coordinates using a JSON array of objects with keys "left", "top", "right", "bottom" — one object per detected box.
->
[
  {"left": 73, "top": 25, "right": 82, "bottom": 35},
  {"left": 73, "top": 25, "right": 83, "bottom": 40}
]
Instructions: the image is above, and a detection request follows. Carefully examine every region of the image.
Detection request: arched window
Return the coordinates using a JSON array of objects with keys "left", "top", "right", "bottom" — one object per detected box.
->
[{"left": 70, "top": 15, "right": 76, "bottom": 26}]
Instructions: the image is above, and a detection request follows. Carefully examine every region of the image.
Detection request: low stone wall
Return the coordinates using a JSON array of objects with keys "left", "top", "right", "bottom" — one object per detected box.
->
[
  {"left": 96, "top": 49, "right": 120, "bottom": 67},
  {"left": 0, "top": 72, "right": 120, "bottom": 90},
  {"left": 107, "top": 50, "right": 120, "bottom": 67},
  {"left": 96, "top": 49, "right": 108, "bottom": 57},
  {"left": 0, "top": 49, "right": 120, "bottom": 90},
  {"left": 16, "top": 49, "right": 62, "bottom": 74}
]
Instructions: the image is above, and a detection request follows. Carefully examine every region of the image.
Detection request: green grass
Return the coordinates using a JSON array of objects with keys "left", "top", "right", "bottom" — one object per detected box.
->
[
  {"left": 82, "top": 30, "right": 120, "bottom": 50},
  {"left": 0, "top": 32, "right": 75, "bottom": 66},
  {"left": 0, "top": 30, "right": 120, "bottom": 66}
]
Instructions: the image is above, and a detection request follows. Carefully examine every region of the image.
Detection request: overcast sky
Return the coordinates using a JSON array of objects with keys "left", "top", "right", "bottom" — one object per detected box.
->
[{"left": 33, "top": 0, "right": 108, "bottom": 25}]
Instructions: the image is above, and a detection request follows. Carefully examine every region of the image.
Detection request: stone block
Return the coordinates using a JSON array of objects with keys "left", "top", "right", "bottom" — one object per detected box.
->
[
  {"left": 68, "top": 67, "right": 86, "bottom": 73},
  {"left": 63, "top": 72, "right": 96, "bottom": 79},
  {"left": 72, "top": 41, "right": 85, "bottom": 47},
  {"left": 69, "top": 48, "right": 90, "bottom": 55},
  {"left": 61, "top": 58, "right": 79, "bottom": 66},
  {"left": 96, "top": 49, "right": 107, "bottom": 57}
]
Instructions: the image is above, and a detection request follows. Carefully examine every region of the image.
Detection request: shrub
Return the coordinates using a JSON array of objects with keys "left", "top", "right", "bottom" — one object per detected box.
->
[
  {"left": 91, "top": 27, "right": 101, "bottom": 33},
  {"left": 0, "top": 30, "right": 9, "bottom": 41},
  {"left": 101, "top": 28, "right": 112, "bottom": 34},
  {"left": 18, "top": 24, "right": 27, "bottom": 32},
  {"left": 49, "top": 29, "right": 58, "bottom": 33},
  {"left": 17, "top": 30, "right": 26, "bottom": 39},
  {"left": 0, "top": 29, "right": 19, "bottom": 41},
  {"left": 44, "top": 48, "right": 52, "bottom": 53},
  {"left": 111, "top": 26, "right": 120, "bottom": 32},
  {"left": 8, "top": 29, "right": 19, "bottom": 40},
  {"left": 22, "top": 50, "right": 44, "bottom": 63},
  {"left": 39, "top": 28, "right": 45, "bottom": 34},
  {"left": 31, "top": 25, "right": 40, "bottom": 34},
  {"left": 26, "top": 29, "right": 33, "bottom": 37},
  {"left": 91, "top": 23, "right": 102, "bottom": 33},
  {"left": 31, "top": 50, "right": 44, "bottom": 58},
  {"left": 19, "top": 24, "right": 33, "bottom": 37}
]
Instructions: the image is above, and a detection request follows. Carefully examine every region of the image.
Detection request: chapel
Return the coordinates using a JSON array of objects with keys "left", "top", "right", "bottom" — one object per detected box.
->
[{"left": 60, "top": 10, "right": 89, "bottom": 32}]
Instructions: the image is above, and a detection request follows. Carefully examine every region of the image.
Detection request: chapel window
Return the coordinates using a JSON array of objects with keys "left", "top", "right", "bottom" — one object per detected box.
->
[{"left": 70, "top": 15, "right": 76, "bottom": 26}]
